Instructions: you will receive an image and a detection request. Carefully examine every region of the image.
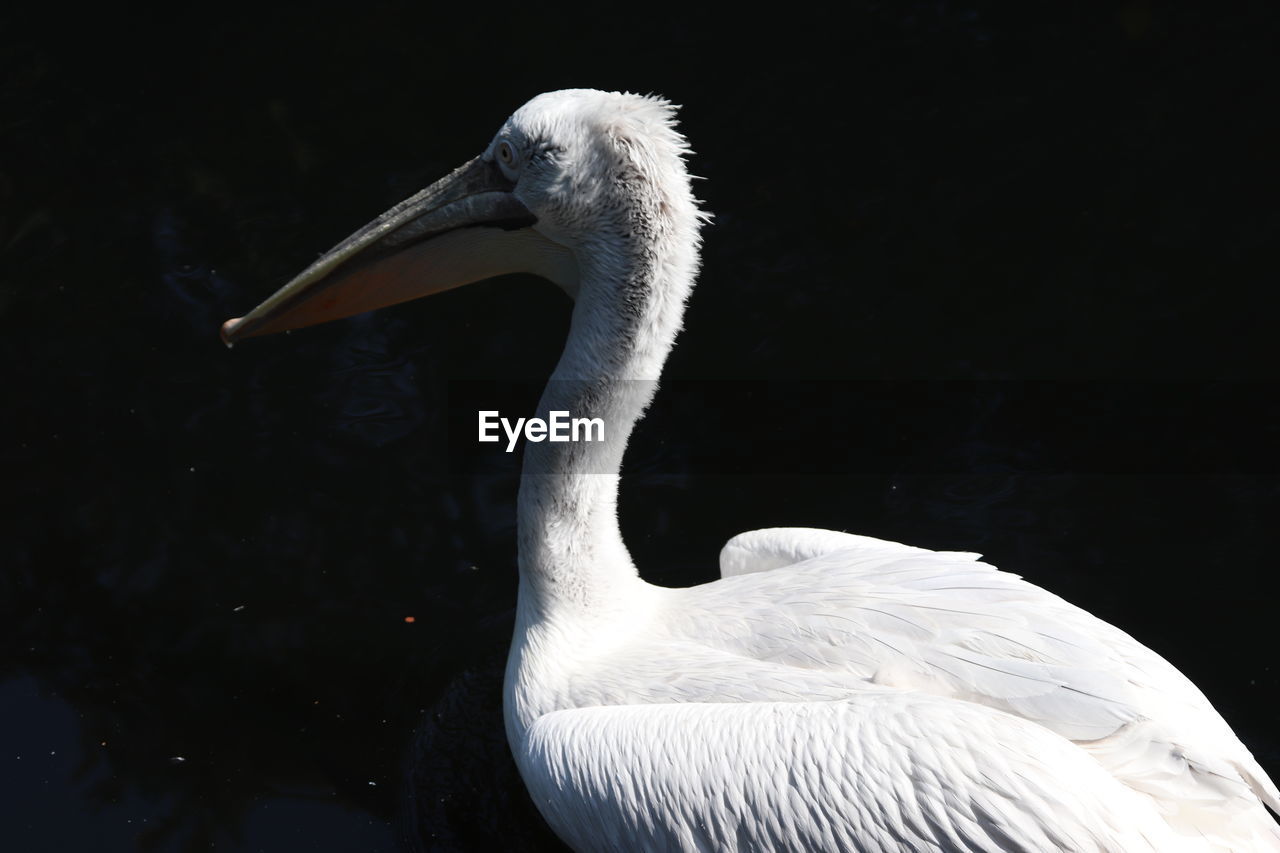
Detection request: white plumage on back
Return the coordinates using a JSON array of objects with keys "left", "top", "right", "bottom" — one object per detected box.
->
[
  {"left": 515, "top": 527, "right": 1278, "bottom": 850},
  {"left": 527, "top": 694, "right": 1182, "bottom": 851}
]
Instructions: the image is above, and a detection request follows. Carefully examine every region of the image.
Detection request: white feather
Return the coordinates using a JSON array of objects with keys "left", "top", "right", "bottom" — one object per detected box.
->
[{"left": 524, "top": 695, "right": 1188, "bottom": 852}]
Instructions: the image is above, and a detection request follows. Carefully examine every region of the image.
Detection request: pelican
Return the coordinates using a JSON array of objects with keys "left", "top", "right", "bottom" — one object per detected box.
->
[{"left": 222, "top": 89, "right": 1279, "bottom": 851}]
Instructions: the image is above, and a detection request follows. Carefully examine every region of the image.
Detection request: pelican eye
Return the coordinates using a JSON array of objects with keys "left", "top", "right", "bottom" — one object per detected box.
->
[{"left": 497, "top": 141, "right": 516, "bottom": 167}]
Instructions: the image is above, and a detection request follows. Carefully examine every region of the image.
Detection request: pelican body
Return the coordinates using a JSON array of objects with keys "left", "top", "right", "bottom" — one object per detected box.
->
[{"left": 223, "top": 90, "right": 1279, "bottom": 851}]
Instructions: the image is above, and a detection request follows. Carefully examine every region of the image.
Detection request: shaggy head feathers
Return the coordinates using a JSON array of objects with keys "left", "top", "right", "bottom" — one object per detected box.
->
[{"left": 488, "top": 90, "right": 707, "bottom": 263}]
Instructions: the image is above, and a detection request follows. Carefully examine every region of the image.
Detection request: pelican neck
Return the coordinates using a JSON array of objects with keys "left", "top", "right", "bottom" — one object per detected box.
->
[{"left": 514, "top": 241, "right": 693, "bottom": 615}]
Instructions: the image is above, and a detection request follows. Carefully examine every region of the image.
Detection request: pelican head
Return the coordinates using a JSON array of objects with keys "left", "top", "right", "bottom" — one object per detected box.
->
[{"left": 220, "top": 89, "right": 702, "bottom": 346}]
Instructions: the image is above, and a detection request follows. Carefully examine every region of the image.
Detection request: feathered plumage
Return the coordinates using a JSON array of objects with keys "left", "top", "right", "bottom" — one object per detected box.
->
[{"left": 228, "top": 89, "right": 1279, "bottom": 852}]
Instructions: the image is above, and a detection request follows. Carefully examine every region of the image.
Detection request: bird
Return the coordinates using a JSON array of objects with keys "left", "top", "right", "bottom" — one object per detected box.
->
[{"left": 222, "top": 89, "right": 1279, "bottom": 851}]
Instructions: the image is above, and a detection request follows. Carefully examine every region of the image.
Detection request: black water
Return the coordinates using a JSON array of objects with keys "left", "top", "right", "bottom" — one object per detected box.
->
[{"left": 3, "top": 4, "right": 1277, "bottom": 851}]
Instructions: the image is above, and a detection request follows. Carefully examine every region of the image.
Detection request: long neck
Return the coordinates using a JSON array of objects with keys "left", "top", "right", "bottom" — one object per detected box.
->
[{"left": 516, "top": 217, "right": 698, "bottom": 615}]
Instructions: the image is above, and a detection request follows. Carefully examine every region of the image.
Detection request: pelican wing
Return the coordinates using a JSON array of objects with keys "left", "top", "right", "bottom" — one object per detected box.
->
[
  {"left": 521, "top": 694, "right": 1183, "bottom": 852},
  {"left": 718, "top": 527, "right": 959, "bottom": 578},
  {"left": 681, "top": 535, "right": 1280, "bottom": 846}
]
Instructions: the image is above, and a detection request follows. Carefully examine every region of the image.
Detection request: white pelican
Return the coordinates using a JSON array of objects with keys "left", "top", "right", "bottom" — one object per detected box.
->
[{"left": 222, "top": 89, "right": 1279, "bottom": 851}]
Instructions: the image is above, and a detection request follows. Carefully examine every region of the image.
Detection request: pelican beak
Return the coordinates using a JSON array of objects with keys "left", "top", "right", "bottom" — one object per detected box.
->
[{"left": 221, "top": 155, "right": 574, "bottom": 345}]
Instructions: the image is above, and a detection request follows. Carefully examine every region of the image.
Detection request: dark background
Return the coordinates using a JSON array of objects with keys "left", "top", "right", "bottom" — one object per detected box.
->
[{"left": 3, "top": 3, "right": 1277, "bottom": 851}]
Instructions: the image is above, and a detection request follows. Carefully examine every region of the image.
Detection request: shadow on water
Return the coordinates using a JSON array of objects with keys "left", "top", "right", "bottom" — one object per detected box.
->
[{"left": 3, "top": 2, "right": 1278, "bottom": 850}]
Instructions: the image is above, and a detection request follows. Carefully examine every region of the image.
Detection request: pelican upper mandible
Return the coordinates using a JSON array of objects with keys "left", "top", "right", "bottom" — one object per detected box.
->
[{"left": 222, "top": 89, "right": 1280, "bottom": 851}]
